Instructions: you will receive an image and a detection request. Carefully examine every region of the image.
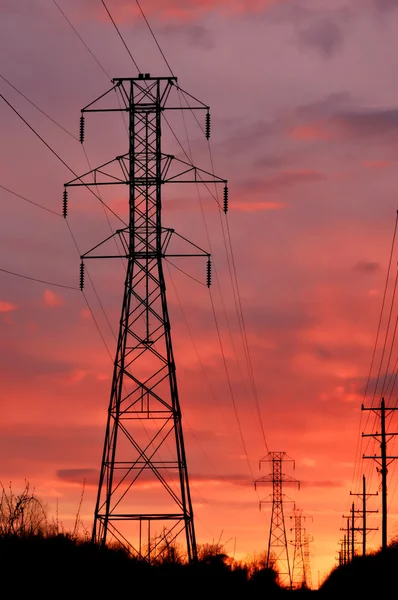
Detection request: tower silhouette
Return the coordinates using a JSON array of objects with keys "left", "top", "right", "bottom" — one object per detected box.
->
[
  {"left": 64, "top": 74, "right": 227, "bottom": 562},
  {"left": 290, "top": 508, "right": 312, "bottom": 589},
  {"left": 303, "top": 531, "right": 313, "bottom": 589},
  {"left": 255, "top": 452, "right": 300, "bottom": 587},
  {"left": 290, "top": 508, "right": 305, "bottom": 588}
]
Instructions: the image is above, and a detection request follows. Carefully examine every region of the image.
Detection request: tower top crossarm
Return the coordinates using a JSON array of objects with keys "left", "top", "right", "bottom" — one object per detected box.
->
[
  {"left": 255, "top": 451, "right": 300, "bottom": 491},
  {"left": 80, "top": 74, "right": 210, "bottom": 114}
]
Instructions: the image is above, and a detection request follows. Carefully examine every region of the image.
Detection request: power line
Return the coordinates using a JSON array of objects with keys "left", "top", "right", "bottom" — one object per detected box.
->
[
  {"left": 166, "top": 258, "right": 207, "bottom": 287},
  {"left": 165, "top": 86, "right": 262, "bottom": 456},
  {"left": 0, "top": 91, "right": 127, "bottom": 226},
  {"left": 0, "top": 183, "right": 61, "bottom": 217},
  {"left": 364, "top": 211, "right": 398, "bottom": 406},
  {"left": 372, "top": 266, "right": 398, "bottom": 403},
  {"left": 209, "top": 287, "right": 255, "bottom": 483},
  {"left": 352, "top": 211, "right": 398, "bottom": 491},
  {"left": 228, "top": 231, "right": 268, "bottom": 451},
  {"left": 135, "top": 0, "right": 174, "bottom": 76},
  {"left": 51, "top": 0, "right": 112, "bottom": 80},
  {"left": 166, "top": 262, "right": 235, "bottom": 434},
  {"left": 81, "top": 289, "right": 114, "bottom": 361},
  {"left": 0, "top": 266, "right": 78, "bottom": 291},
  {"left": 134, "top": 2, "right": 269, "bottom": 454},
  {"left": 0, "top": 72, "right": 77, "bottom": 141},
  {"left": 101, "top": 0, "right": 140, "bottom": 71}
]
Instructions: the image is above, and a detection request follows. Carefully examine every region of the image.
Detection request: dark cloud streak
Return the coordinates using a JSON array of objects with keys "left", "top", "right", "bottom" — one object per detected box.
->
[{"left": 298, "top": 19, "right": 344, "bottom": 59}]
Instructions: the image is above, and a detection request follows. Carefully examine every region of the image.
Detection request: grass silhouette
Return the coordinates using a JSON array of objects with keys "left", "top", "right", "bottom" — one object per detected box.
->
[{"left": 2, "top": 482, "right": 397, "bottom": 597}]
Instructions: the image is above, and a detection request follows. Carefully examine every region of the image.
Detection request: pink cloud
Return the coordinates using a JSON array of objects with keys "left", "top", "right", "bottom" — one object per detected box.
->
[
  {"left": 78, "top": 0, "right": 284, "bottom": 24},
  {"left": 232, "top": 201, "right": 285, "bottom": 212},
  {"left": 0, "top": 300, "right": 17, "bottom": 312},
  {"left": 362, "top": 159, "right": 392, "bottom": 170},
  {"left": 43, "top": 289, "right": 64, "bottom": 307},
  {"left": 63, "top": 369, "right": 89, "bottom": 384}
]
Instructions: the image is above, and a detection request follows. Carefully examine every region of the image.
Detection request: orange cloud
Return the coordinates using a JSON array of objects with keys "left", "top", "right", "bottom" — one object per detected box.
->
[
  {"left": 80, "top": 308, "right": 91, "bottom": 320},
  {"left": 289, "top": 124, "right": 335, "bottom": 142},
  {"left": 43, "top": 289, "right": 64, "bottom": 307},
  {"left": 0, "top": 300, "right": 17, "bottom": 312}
]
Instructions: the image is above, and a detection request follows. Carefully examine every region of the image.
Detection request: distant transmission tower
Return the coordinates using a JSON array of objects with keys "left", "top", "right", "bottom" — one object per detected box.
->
[
  {"left": 289, "top": 508, "right": 305, "bottom": 588},
  {"left": 303, "top": 531, "right": 313, "bottom": 589},
  {"left": 255, "top": 452, "right": 300, "bottom": 588},
  {"left": 64, "top": 74, "right": 227, "bottom": 562}
]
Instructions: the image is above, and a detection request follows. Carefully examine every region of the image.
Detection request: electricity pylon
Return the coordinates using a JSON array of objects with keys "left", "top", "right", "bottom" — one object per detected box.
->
[
  {"left": 255, "top": 452, "right": 300, "bottom": 588},
  {"left": 290, "top": 508, "right": 312, "bottom": 589},
  {"left": 303, "top": 531, "right": 313, "bottom": 589},
  {"left": 64, "top": 74, "right": 227, "bottom": 562}
]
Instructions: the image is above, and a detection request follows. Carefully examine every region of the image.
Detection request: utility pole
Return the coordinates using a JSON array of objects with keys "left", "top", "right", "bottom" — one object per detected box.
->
[
  {"left": 255, "top": 452, "right": 300, "bottom": 588},
  {"left": 64, "top": 74, "right": 227, "bottom": 562},
  {"left": 350, "top": 475, "right": 378, "bottom": 556},
  {"left": 342, "top": 503, "right": 357, "bottom": 560},
  {"left": 342, "top": 534, "right": 347, "bottom": 564},
  {"left": 337, "top": 542, "right": 343, "bottom": 566},
  {"left": 340, "top": 517, "right": 351, "bottom": 562},
  {"left": 362, "top": 397, "right": 398, "bottom": 551}
]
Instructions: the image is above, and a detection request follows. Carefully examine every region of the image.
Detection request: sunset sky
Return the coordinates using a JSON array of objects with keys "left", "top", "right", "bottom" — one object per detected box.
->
[{"left": 2, "top": 0, "right": 398, "bottom": 586}]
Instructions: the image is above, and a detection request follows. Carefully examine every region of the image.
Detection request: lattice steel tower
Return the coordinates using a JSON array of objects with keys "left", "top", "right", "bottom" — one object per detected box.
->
[
  {"left": 64, "top": 74, "right": 227, "bottom": 562},
  {"left": 290, "top": 508, "right": 305, "bottom": 588},
  {"left": 290, "top": 508, "right": 312, "bottom": 588},
  {"left": 255, "top": 452, "right": 300, "bottom": 588},
  {"left": 303, "top": 531, "right": 313, "bottom": 589}
]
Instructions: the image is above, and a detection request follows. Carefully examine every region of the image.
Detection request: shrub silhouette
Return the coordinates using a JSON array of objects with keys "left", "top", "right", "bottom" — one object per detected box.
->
[{"left": 0, "top": 481, "right": 47, "bottom": 537}]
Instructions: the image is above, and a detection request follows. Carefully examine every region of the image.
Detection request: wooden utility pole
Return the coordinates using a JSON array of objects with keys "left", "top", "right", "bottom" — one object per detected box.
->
[
  {"left": 342, "top": 505, "right": 356, "bottom": 560},
  {"left": 350, "top": 475, "right": 378, "bottom": 555},
  {"left": 362, "top": 398, "right": 398, "bottom": 551}
]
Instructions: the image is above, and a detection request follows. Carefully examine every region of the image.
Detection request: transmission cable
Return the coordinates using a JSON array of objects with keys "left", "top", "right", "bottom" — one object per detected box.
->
[
  {"left": 51, "top": 0, "right": 112, "bottom": 80},
  {"left": 165, "top": 259, "right": 207, "bottom": 287},
  {"left": 351, "top": 211, "right": 398, "bottom": 491},
  {"left": 0, "top": 72, "right": 77, "bottom": 141},
  {"left": 0, "top": 266, "right": 78, "bottom": 291},
  {"left": 209, "top": 287, "right": 256, "bottom": 483},
  {"left": 134, "top": 2, "right": 269, "bottom": 453},
  {"left": 0, "top": 183, "right": 60, "bottom": 217},
  {"left": 361, "top": 265, "right": 398, "bottom": 471},
  {"left": 166, "top": 262, "right": 237, "bottom": 435},
  {"left": 100, "top": 0, "right": 140, "bottom": 71},
  {"left": 372, "top": 266, "right": 398, "bottom": 404},
  {"left": 0, "top": 92, "right": 126, "bottom": 226},
  {"left": 135, "top": 0, "right": 174, "bottom": 76}
]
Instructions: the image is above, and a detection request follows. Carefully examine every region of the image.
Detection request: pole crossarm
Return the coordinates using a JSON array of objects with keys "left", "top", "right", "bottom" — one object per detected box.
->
[{"left": 64, "top": 153, "right": 226, "bottom": 189}]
